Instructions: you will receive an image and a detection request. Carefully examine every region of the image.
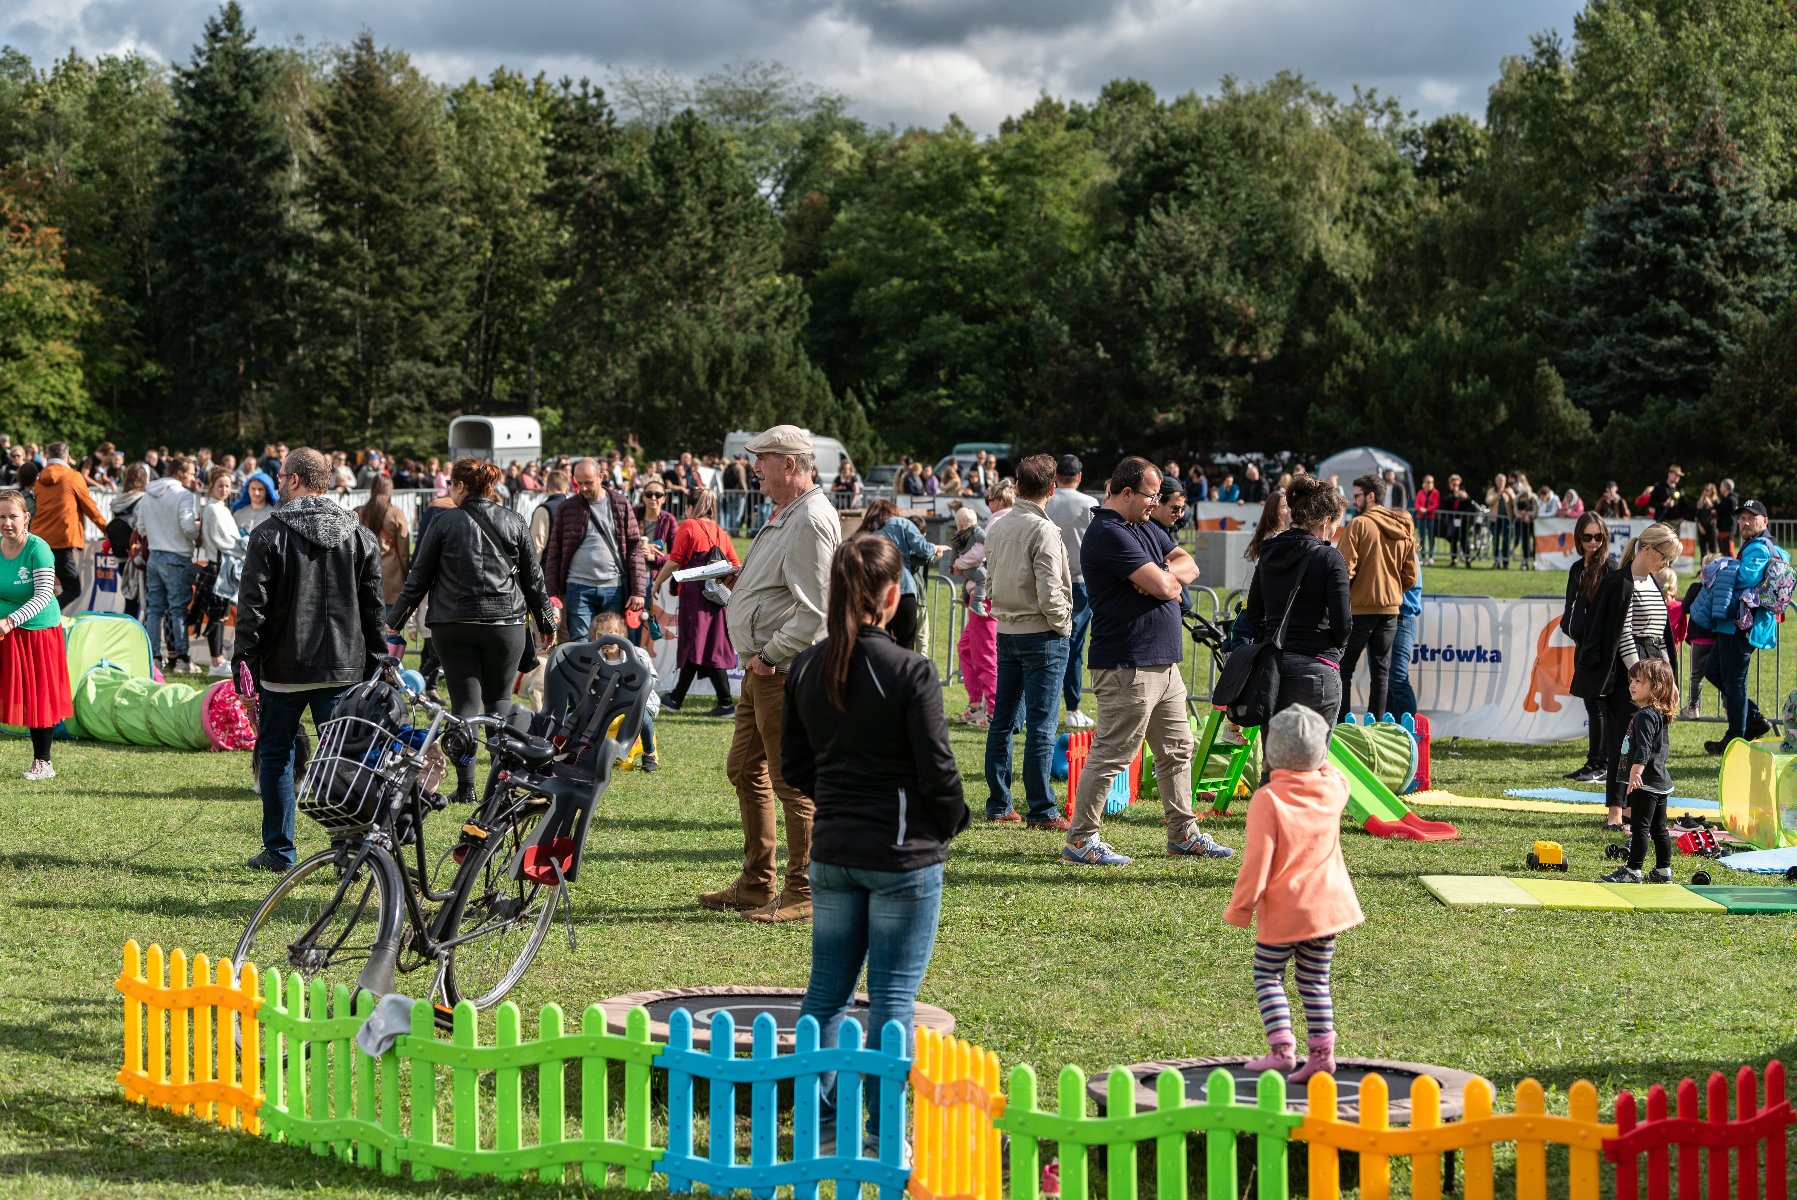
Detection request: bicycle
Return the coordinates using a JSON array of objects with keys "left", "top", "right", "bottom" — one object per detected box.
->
[{"left": 234, "top": 638, "right": 650, "bottom": 1015}]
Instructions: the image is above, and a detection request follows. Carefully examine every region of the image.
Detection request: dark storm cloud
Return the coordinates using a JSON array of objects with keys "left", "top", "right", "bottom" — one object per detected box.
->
[{"left": 5, "top": 0, "right": 1584, "bottom": 130}]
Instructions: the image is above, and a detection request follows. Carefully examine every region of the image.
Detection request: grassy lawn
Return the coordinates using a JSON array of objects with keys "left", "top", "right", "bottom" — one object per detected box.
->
[{"left": 1, "top": 551, "right": 1790, "bottom": 1196}]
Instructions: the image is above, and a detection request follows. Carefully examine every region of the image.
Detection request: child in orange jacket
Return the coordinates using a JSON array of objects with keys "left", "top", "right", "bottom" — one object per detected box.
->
[{"left": 1224, "top": 704, "right": 1364, "bottom": 1081}]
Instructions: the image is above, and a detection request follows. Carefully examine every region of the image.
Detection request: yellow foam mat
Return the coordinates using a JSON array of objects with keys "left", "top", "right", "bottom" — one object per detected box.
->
[
  {"left": 1599, "top": 883, "right": 1726, "bottom": 913},
  {"left": 1420, "top": 875, "right": 1541, "bottom": 908},
  {"left": 1513, "top": 878, "right": 1638, "bottom": 910},
  {"left": 1407, "top": 790, "right": 1715, "bottom": 819}
]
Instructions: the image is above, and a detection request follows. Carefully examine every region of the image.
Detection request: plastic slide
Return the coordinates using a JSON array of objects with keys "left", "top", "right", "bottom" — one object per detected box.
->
[{"left": 1327, "top": 736, "right": 1460, "bottom": 841}]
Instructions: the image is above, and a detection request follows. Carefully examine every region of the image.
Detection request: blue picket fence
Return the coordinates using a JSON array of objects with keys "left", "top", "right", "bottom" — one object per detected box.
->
[{"left": 661, "top": 1008, "right": 912, "bottom": 1200}]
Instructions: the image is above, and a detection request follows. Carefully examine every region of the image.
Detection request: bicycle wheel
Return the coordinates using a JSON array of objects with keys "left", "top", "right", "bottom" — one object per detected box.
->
[
  {"left": 438, "top": 821, "right": 557, "bottom": 1009},
  {"left": 235, "top": 845, "right": 399, "bottom": 1003}
]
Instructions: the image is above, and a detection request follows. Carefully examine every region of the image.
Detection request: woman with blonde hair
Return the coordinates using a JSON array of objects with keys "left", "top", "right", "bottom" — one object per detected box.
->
[{"left": 1570, "top": 522, "right": 1681, "bottom": 830}]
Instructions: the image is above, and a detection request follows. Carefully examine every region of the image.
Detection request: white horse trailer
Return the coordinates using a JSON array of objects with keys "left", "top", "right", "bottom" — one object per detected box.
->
[{"left": 448, "top": 416, "right": 542, "bottom": 468}]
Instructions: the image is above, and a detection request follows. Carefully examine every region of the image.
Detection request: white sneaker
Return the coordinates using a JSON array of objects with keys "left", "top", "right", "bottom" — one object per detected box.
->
[
  {"left": 22, "top": 760, "right": 55, "bottom": 781},
  {"left": 208, "top": 660, "right": 233, "bottom": 677},
  {"left": 1678, "top": 704, "right": 1700, "bottom": 721},
  {"left": 1065, "top": 709, "right": 1096, "bottom": 730}
]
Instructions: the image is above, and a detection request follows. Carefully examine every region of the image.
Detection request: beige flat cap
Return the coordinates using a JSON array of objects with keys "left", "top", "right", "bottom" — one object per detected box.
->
[{"left": 744, "top": 425, "right": 813, "bottom": 456}]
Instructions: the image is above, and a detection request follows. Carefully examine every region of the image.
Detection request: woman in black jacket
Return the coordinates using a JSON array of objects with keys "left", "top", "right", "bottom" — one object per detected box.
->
[
  {"left": 1243, "top": 476, "right": 1352, "bottom": 719},
  {"left": 388, "top": 458, "right": 556, "bottom": 802},
  {"left": 1560, "top": 511, "right": 1615, "bottom": 782},
  {"left": 784, "top": 533, "right": 969, "bottom": 1085},
  {"left": 1569, "top": 523, "right": 1681, "bottom": 831}
]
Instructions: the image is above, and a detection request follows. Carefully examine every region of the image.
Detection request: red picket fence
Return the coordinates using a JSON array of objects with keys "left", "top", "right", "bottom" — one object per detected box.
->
[{"left": 1605, "top": 1062, "right": 1793, "bottom": 1200}]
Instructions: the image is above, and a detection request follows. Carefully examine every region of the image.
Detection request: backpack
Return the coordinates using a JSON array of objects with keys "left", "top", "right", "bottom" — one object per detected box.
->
[
  {"left": 1737, "top": 550, "right": 1795, "bottom": 634},
  {"left": 1688, "top": 558, "right": 1739, "bottom": 634}
]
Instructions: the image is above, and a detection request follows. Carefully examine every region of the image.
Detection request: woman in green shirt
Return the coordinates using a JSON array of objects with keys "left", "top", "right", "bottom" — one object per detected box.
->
[{"left": 0, "top": 488, "right": 73, "bottom": 780}]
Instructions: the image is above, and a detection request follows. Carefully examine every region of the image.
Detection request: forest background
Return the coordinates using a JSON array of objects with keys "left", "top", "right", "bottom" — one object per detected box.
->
[{"left": 2, "top": 0, "right": 1795, "bottom": 504}]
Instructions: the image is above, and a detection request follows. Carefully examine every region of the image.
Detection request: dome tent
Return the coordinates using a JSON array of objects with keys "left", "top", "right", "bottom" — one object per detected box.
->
[{"left": 1314, "top": 447, "right": 1414, "bottom": 504}]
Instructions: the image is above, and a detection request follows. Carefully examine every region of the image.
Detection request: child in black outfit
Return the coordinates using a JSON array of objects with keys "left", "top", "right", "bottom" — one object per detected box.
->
[{"left": 1601, "top": 658, "right": 1678, "bottom": 884}]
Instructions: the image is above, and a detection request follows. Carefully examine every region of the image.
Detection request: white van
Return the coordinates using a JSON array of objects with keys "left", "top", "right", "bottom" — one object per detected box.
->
[
  {"left": 449, "top": 416, "right": 542, "bottom": 468},
  {"left": 723, "top": 429, "right": 849, "bottom": 479}
]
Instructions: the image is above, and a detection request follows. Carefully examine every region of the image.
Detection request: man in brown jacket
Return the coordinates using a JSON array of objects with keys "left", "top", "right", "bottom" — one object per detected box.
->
[
  {"left": 34, "top": 442, "right": 105, "bottom": 608},
  {"left": 544, "top": 457, "right": 645, "bottom": 640},
  {"left": 1337, "top": 474, "right": 1418, "bottom": 721}
]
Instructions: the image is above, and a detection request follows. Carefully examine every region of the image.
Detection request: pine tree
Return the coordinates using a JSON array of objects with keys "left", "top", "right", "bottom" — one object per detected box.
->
[
  {"left": 295, "top": 33, "right": 468, "bottom": 450},
  {"left": 154, "top": 2, "right": 298, "bottom": 443},
  {"left": 1549, "top": 110, "right": 1792, "bottom": 423}
]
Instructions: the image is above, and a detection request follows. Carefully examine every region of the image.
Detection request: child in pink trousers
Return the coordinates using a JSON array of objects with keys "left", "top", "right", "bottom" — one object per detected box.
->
[{"left": 1224, "top": 705, "right": 1364, "bottom": 1082}]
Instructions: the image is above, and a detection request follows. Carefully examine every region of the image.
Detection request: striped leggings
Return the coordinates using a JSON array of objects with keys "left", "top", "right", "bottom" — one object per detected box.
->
[{"left": 1253, "top": 937, "right": 1336, "bottom": 1039}]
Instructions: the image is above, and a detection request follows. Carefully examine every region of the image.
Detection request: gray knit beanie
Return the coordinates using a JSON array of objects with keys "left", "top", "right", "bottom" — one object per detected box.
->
[{"left": 1264, "top": 705, "right": 1330, "bottom": 772}]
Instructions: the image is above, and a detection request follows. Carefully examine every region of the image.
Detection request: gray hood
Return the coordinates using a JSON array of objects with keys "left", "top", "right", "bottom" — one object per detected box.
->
[{"left": 275, "top": 495, "right": 360, "bottom": 548}]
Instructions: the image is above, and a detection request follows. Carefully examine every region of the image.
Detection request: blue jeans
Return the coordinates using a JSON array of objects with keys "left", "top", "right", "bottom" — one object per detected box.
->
[
  {"left": 145, "top": 550, "right": 193, "bottom": 663},
  {"left": 799, "top": 860, "right": 944, "bottom": 1113},
  {"left": 721, "top": 492, "right": 747, "bottom": 536},
  {"left": 1491, "top": 518, "right": 1511, "bottom": 567},
  {"left": 1704, "top": 632, "right": 1761, "bottom": 742},
  {"left": 1062, "top": 582, "right": 1091, "bottom": 712},
  {"left": 1418, "top": 514, "right": 1437, "bottom": 560},
  {"left": 256, "top": 685, "right": 349, "bottom": 866},
  {"left": 564, "top": 581, "right": 626, "bottom": 641},
  {"left": 984, "top": 632, "right": 1070, "bottom": 820},
  {"left": 1387, "top": 611, "right": 1418, "bottom": 717}
]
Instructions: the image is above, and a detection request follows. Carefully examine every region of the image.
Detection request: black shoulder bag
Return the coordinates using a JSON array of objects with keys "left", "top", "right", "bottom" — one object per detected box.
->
[{"left": 1210, "top": 558, "right": 1313, "bottom": 728}]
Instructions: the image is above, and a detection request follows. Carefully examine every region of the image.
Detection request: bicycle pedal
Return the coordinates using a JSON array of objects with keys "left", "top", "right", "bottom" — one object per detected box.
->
[
  {"left": 461, "top": 823, "right": 489, "bottom": 840},
  {"left": 432, "top": 1003, "right": 456, "bottom": 1031}
]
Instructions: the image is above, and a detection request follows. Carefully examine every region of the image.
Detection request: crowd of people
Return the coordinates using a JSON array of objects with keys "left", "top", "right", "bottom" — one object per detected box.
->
[{"left": 1, "top": 426, "right": 1788, "bottom": 1088}]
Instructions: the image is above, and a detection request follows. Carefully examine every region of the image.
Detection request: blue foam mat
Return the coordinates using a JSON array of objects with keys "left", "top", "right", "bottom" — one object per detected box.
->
[
  {"left": 1718, "top": 847, "right": 1797, "bottom": 875},
  {"left": 1504, "top": 787, "right": 1719, "bottom": 811}
]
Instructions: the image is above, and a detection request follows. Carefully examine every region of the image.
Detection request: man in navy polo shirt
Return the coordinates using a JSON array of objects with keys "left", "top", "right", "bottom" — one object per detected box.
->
[{"left": 1064, "top": 456, "right": 1233, "bottom": 866}]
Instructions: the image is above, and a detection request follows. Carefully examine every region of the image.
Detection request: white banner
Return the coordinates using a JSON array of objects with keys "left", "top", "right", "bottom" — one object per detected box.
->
[
  {"left": 1345, "top": 596, "right": 1586, "bottom": 743},
  {"left": 1191, "top": 500, "right": 1264, "bottom": 531},
  {"left": 1530, "top": 517, "right": 1696, "bottom": 572}
]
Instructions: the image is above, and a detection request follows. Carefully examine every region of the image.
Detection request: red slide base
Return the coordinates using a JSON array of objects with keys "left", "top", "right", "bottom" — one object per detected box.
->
[{"left": 1362, "top": 812, "right": 1460, "bottom": 842}]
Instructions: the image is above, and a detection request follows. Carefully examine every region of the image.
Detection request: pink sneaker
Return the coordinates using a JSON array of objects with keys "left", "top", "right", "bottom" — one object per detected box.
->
[
  {"left": 1244, "top": 1038, "right": 1297, "bottom": 1073},
  {"left": 1289, "top": 1033, "right": 1337, "bottom": 1084}
]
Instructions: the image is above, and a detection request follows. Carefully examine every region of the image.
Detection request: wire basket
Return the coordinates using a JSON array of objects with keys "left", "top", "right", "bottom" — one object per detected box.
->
[{"left": 296, "top": 714, "right": 410, "bottom": 836}]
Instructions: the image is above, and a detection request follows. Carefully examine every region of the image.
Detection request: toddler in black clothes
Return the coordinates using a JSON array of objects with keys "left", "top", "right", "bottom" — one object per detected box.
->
[{"left": 1602, "top": 659, "right": 1679, "bottom": 884}]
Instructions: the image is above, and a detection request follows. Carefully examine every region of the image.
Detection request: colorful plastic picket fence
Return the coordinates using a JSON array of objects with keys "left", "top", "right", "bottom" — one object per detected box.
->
[
  {"left": 994, "top": 1063, "right": 1303, "bottom": 1200},
  {"left": 660, "top": 1007, "right": 911, "bottom": 1199},
  {"left": 117, "top": 940, "right": 263, "bottom": 1133},
  {"left": 117, "top": 940, "right": 1797, "bottom": 1197}
]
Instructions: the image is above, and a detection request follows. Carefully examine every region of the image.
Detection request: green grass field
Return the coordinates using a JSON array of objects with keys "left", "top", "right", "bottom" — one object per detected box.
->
[{"left": 1, "top": 559, "right": 1792, "bottom": 1197}]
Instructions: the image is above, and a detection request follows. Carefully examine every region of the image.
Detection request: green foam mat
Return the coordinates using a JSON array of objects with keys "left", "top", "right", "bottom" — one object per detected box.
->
[
  {"left": 1685, "top": 886, "right": 1797, "bottom": 914},
  {"left": 1515, "top": 878, "right": 1638, "bottom": 910},
  {"left": 1420, "top": 876, "right": 1541, "bottom": 909},
  {"left": 1599, "top": 884, "right": 1726, "bottom": 913}
]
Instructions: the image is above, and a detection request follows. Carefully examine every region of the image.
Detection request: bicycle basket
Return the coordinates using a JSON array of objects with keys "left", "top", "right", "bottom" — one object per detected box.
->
[{"left": 295, "top": 682, "right": 412, "bottom": 835}]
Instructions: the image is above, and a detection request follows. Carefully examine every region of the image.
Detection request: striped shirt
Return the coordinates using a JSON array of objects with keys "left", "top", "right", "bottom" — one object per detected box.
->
[{"left": 1616, "top": 574, "right": 1668, "bottom": 668}]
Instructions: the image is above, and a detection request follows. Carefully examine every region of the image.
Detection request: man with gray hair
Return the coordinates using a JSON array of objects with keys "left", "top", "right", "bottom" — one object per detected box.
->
[
  {"left": 545, "top": 456, "right": 645, "bottom": 640},
  {"left": 703, "top": 425, "right": 840, "bottom": 924},
  {"left": 233, "top": 447, "right": 388, "bottom": 871}
]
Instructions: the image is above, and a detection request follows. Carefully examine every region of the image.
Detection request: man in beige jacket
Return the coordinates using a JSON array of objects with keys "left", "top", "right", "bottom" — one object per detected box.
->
[
  {"left": 982, "top": 454, "right": 1074, "bottom": 827},
  {"left": 705, "top": 425, "right": 840, "bottom": 924},
  {"left": 1337, "top": 473, "right": 1418, "bottom": 721}
]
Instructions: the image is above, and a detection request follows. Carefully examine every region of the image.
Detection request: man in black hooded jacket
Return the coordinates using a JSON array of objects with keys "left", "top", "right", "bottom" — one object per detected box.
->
[{"left": 234, "top": 446, "right": 387, "bottom": 871}]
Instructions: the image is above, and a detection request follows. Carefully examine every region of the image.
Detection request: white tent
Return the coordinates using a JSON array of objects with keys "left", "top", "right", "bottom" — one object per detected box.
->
[{"left": 1314, "top": 446, "right": 1414, "bottom": 505}]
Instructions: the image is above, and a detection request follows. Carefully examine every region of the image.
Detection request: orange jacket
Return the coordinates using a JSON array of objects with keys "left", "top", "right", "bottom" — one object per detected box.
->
[
  {"left": 33, "top": 462, "right": 105, "bottom": 551},
  {"left": 1224, "top": 766, "right": 1365, "bottom": 944}
]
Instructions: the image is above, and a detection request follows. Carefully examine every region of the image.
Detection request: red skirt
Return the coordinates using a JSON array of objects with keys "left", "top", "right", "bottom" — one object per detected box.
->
[{"left": 0, "top": 625, "right": 72, "bottom": 729}]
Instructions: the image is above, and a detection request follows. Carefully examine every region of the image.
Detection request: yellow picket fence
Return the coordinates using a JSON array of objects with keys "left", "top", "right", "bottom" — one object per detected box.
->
[
  {"left": 909, "top": 1027, "right": 1007, "bottom": 1200},
  {"left": 116, "top": 939, "right": 263, "bottom": 1133},
  {"left": 1296, "top": 1074, "right": 1614, "bottom": 1200}
]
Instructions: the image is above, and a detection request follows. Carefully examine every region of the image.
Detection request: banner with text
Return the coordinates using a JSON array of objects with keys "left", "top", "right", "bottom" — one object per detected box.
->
[{"left": 1531, "top": 517, "right": 1696, "bottom": 572}]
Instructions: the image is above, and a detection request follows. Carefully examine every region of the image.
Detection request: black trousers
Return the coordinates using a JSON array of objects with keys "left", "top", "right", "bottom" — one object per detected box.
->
[
  {"left": 1338, "top": 613, "right": 1397, "bottom": 721},
  {"left": 1627, "top": 788, "right": 1672, "bottom": 871},
  {"left": 669, "top": 662, "right": 734, "bottom": 707},
  {"left": 1581, "top": 695, "right": 1607, "bottom": 770},
  {"left": 51, "top": 546, "right": 81, "bottom": 607},
  {"left": 430, "top": 622, "right": 527, "bottom": 721},
  {"left": 1601, "top": 682, "right": 1636, "bottom": 811},
  {"left": 890, "top": 594, "right": 919, "bottom": 652}
]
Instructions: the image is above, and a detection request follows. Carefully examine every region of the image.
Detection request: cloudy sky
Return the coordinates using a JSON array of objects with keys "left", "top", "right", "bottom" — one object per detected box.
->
[{"left": 7, "top": 0, "right": 1584, "bottom": 131}]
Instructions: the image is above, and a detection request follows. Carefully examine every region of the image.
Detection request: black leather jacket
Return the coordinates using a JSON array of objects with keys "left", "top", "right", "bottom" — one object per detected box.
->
[
  {"left": 388, "top": 498, "right": 555, "bottom": 633},
  {"left": 232, "top": 497, "right": 387, "bottom": 686}
]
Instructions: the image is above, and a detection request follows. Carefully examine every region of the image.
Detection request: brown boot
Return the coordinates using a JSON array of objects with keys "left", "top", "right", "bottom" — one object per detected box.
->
[
  {"left": 698, "top": 881, "right": 773, "bottom": 911},
  {"left": 742, "top": 892, "right": 813, "bottom": 924}
]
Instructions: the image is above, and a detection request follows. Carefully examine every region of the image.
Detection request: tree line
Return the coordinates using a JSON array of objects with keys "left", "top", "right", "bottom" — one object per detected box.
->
[{"left": 2, "top": 0, "right": 1794, "bottom": 505}]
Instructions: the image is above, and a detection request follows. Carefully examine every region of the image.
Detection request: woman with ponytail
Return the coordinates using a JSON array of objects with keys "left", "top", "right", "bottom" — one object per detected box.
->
[{"left": 784, "top": 534, "right": 969, "bottom": 1122}]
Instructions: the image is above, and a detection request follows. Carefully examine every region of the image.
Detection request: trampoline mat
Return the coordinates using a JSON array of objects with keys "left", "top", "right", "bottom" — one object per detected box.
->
[{"left": 1100, "top": 1057, "right": 1486, "bottom": 1121}]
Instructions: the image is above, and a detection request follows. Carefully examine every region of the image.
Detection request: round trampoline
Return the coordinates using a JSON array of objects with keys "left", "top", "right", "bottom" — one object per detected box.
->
[
  {"left": 1091, "top": 1057, "right": 1487, "bottom": 1123},
  {"left": 599, "top": 986, "right": 956, "bottom": 1051}
]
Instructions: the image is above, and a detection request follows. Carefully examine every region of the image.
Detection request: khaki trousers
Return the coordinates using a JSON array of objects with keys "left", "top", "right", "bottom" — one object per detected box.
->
[
  {"left": 1070, "top": 665, "right": 1198, "bottom": 844},
  {"left": 724, "top": 670, "right": 814, "bottom": 901}
]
